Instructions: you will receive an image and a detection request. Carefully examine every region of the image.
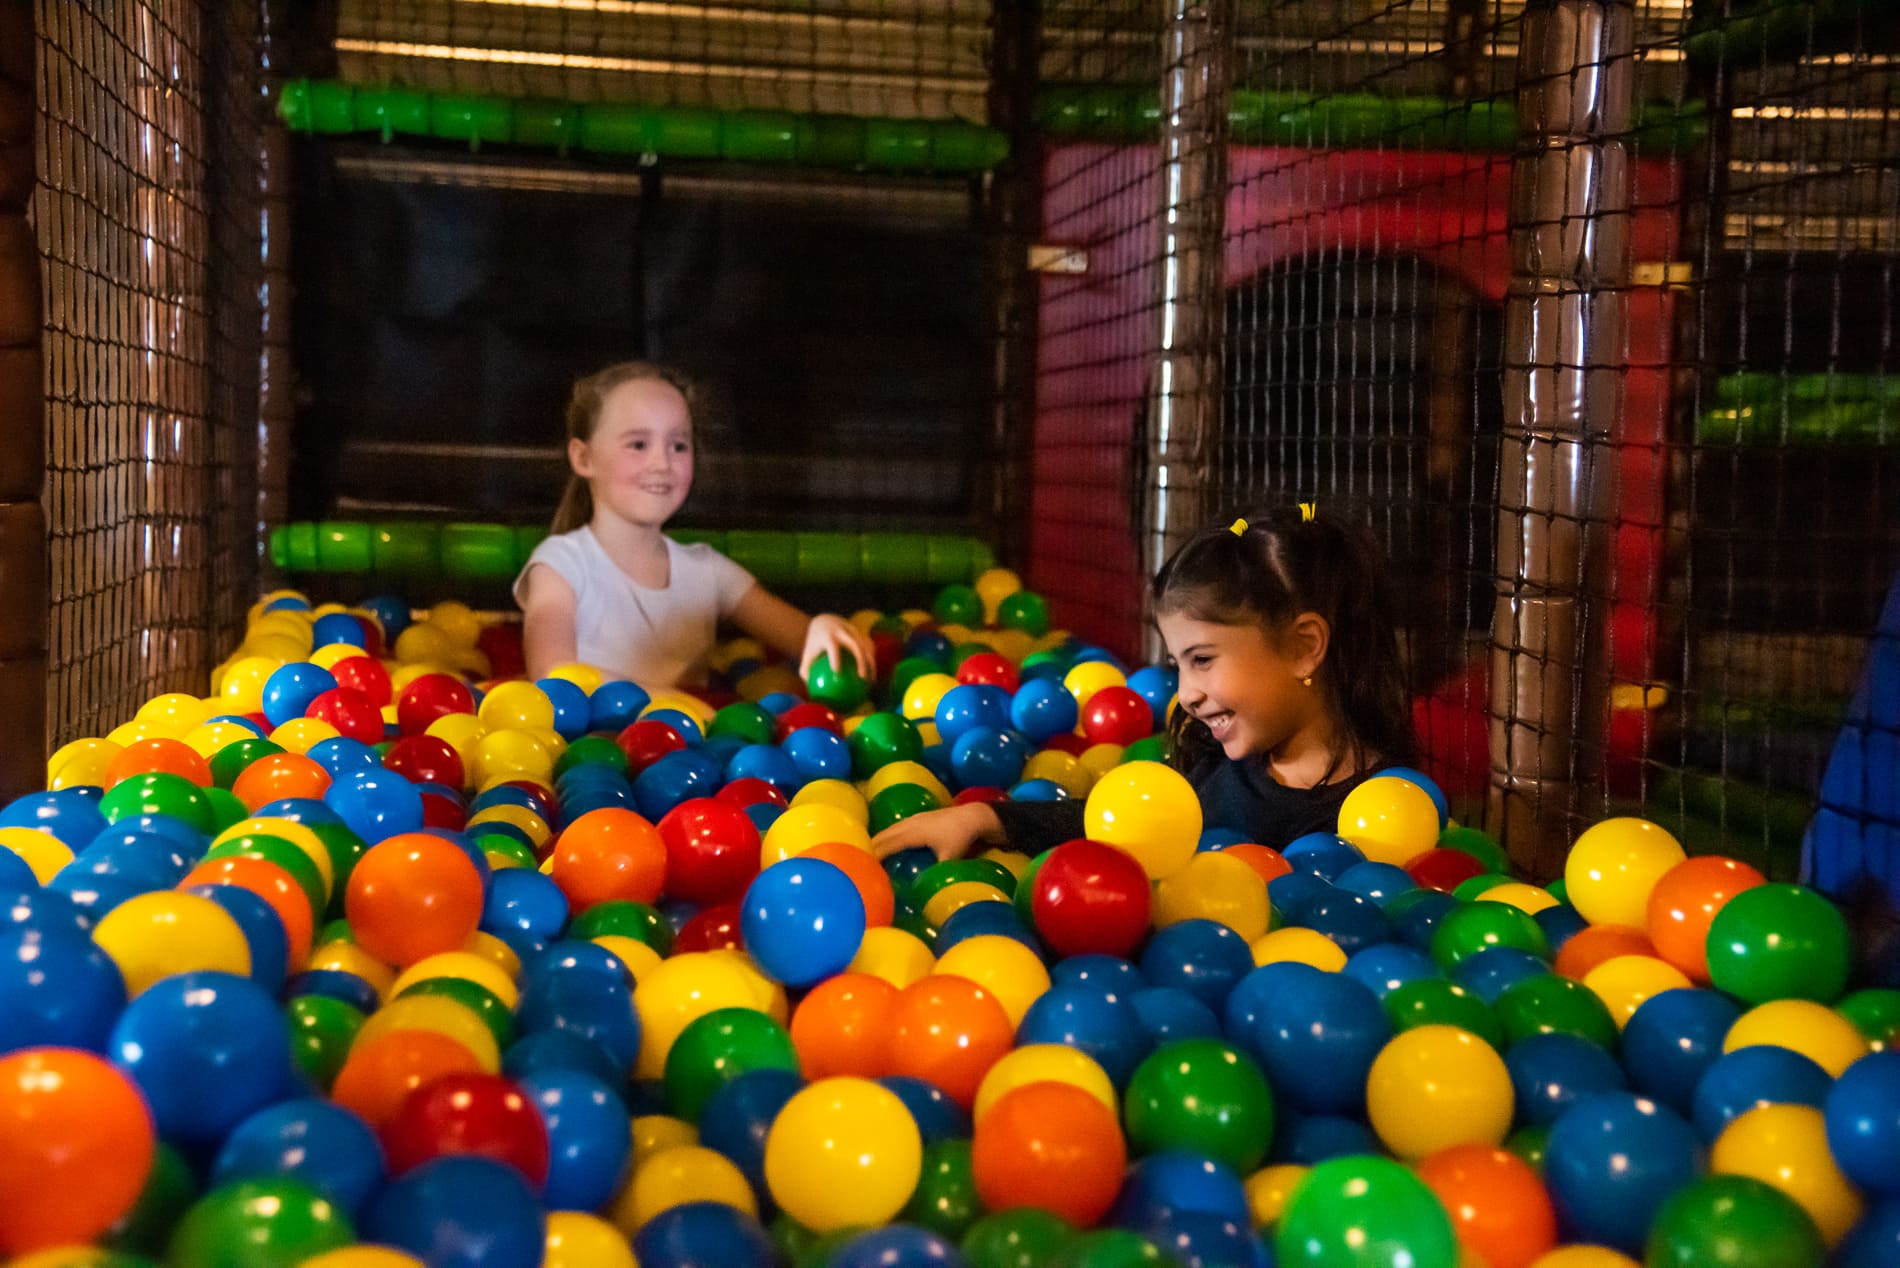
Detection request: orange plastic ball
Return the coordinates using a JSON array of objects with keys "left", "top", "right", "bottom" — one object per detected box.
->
[
  {"left": 231, "top": 752, "right": 334, "bottom": 812},
  {"left": 1645, "top": 855, "right": 1767, "bottom": 982},
  {"left": 105, "top": 737, "right": 212, "bottom": 788},
  {"left": 0, "top": 1048, "right": 156, "bottom": 1255},
  {"left": 971, "top": 1080, "right": 1127, "bottom": 1227},
  {"left": 1417, "top": 1144, "right": 1558, "bottom": 1268},
  {"left": 789, "top": 972, "right": 899, "bottom": 1080},
  {"left": 884, "top": 975, "right": 1015, "bottom": 1109},
  {"left": 1222, "top": 842, "right": 1293, "bottom": 887},
  {"left": 180, "top": 854, "right": 316, "bottom": 965},
  {"left": 330, "top": 1029, "right": 487, "bottom": 1127},
  {"left": 344, "top": 833, "right": 485, "bottom": 967},
  {"left": 1553, "top": 924, "right": 1655, "bottom": 981},
  {"left": 800, "top": 843, "right": 896, "bottom": 928},
  {"left": 549, "top": 808, "right": 667, "bottom": 911}
]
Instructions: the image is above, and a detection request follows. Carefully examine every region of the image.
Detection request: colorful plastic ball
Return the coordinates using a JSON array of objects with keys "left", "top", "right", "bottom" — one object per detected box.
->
[
  {"left": 1837, "top": 1199, "right": 1900, "bottom": 1268},
  {"left": 1083, "top": 763, "right": 1200, "bottom": 880},
  {"left": 1644, "top": 1173, "right": 1826, "bottom": 1268},
  {"left": 1283, "top": 832, "right": 1365, "bottom": 881},
  {"left": 1494, "top": 973, "right": 1619, "bottom": 1050},
  {"left": 1417, "top": 1144, "right": 1556, "bottom": 1268},
  {"left": 1016, "top": 984, "right": 1148, "bottom": 1087},
  {"left": 1366, "top": 1024, "right": 1513, "bottom": 1159},
  {"left": 0, "top": 1047, "right": 156, "bottom": 1255},
  {"left": 1080, "top": 686, "right": 1153, "bottom": 748},
  {"left": 92, "top": 890, "right": 252, "bottom": 997},
  {"left": 1244, "top": 968, "right": 1391, "bottom": 1116},
  {"left": 183, "top": 879, "right": 294, "bottom": 992},
  {"left": 211, "top": 1098, "right": 385, "bottom": 1218},
  {"left": 631, "top": 1200, "right": 775, "bottom": 1267},
  {"left": 346, "top": 832, "right": 484, "bottom": 967},
  {"left": 760, "top": 803, "right": 873, "bottom": 867},
  {"left": 1030, "top": 838, "right": 1152, "bottom": 959},
  {"left": 1429, "top": 900, "right": 1549, "bottom": 970},
  {"left": 0, "top": 924, "right": 127, "bottom": 1055},
  {"left": 165, "top": 1177, "right": 356, "bottom": 1265},
  {"left": 379, "top": 1072, "right": 550, "bottom": 1189},
  {"left": 1129, "top": 985, "right": 1222, "bottom": 1049},
  {"left": 694, "top": 1067, "right": 802, "bottom": 1199},
  {"left": 663, "top": 1007, "right": 799, "bottom": 1123},
  {"left": 1123, "top": 1038, "right": 1273, "bottom": 1174},
  {"left": 790, "top": 971, "right": 897, "bottom": 1080},
  {"left": 1, "top": 789, "right": 110, "bottom": 847},
  {"left": 262, "top": 663, "right": 339, "bottom": 728},
  {"left": 1581, "top": 953, "right": 1693, "bottom": 1029},
  {"left": 1407, "top": 847, "right": 1490, "bottom": 894},
  {"left": 109, "top": 970, "right": 294, "bottom": 1145},
  {"left": 1342, "top": 942, "right": 1441, "bottom": 1000},
  {"left": 1007, "top": 678, "right": 1078, "bottom": 745},
  {"left": 1644, "top": 855, "right": 1765, "bottom": 981},
  {"left": 972, "top": 1080, "right": 1125, "bottom": 1228},
  {"left": 1711, "top": 1103, "right": 1863, "bottom": 1245},
  {"left": 1825, "top": 1051, "right": 1900, "bottom": 1196},
  {"left": 1335, "top": 776, "right": 1439, "bottom": 868},
  {"left": 740, "top": 857, "right": 867, "bottom": 989},
  {"left": 1543, "top": 1093, "right": 1701, "bottom": 1253},
  {"left": 764, "top": 1077, "right": 922, "bottom": 1232},
  {"left": 1723, "top": 997, "right": 1870, "bottom": 1077},
  {"left": 1704, "top": 882, "right": 1851, "bottom": 1005},
  {"left": 1505, "top": 1033, "right": 1628, "bottom": 1128},
  {"left": 1139, "top": 919, "right": 1254, "bottom": 1014},
  {"left": 1276, "top": 1153, "right": 1458, "bottom": 1268},
  {"left": 632, "top": 951, "right": 760, "bottom": 1081},
  {"left": 365, "top": 1154, "right": 546, "bottom": 1268},
  {"left": 1692, "top": 1044, "right": 1834, "bottom": 1141},
  {"left": 1382, "top": 978, "right": 1501, "bottom": 1047},
  {"left": 1563, "top": 818, "right": 1685, "bottom": 929},
  {"left": 508, "top": 1066, "right": 630, "bottom": 1213},
  {"left": 1619, "top": 988, "right": 1743, "bottom": 1115},
  {"left": 325, "top": 768, "right": 425, "bottom": 845}
]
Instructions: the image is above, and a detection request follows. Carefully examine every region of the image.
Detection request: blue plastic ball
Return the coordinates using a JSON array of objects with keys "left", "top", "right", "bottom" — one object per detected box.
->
[
  {"left": 1126, "top": 666, "right": 1178, "bottom": 722},
  {"left": 697, "top": 1067, "right": 803, "bottom": 1195},
  {"left": 211, "top": 1098, "right": 385, "bottom": 1217},
  {"left": 184, "top": 882, "right": 290, "bottom": 994},
  {"left": 366, "top": 1155, "right": 546, "bottom": 1268},
  {"left": 1619, "top": 988, "right": 1743, "bottom": 1115},
  {"left": 1139, "top": 919, "right": 1254, "bottom": 1013},
  {"left": 1129, "top": 987, "right": 1222, "bottom": 1047},
  {"left": 589, "top": 681, "right": 651, "bottom": 733},
  {"left": 1450, "top": 946, "right": 1552, "bottom": 1004},
  {"left": 1284, "top": 889, "right": 1390, "bottom": 956},
  {"left": 634, "top": 751, "right": 719, "bottom": 821},
  {"left": 1505, "top": 1032, "right": 1629, "bottom": 1127},
  {"left": 827, "top": 1224, "right": 970, "bottom": 1267},
  {"left": 1017, "top": 984, "right": 1149, "bottom": 1087},
  {"left": 878, "top": 1075, "right": 972, "bottom": 1146},
  {"left": 1543, "top": 1093, "right": 1702, "bottom": 1253},
  {"left": 782, "top": 726, "right": 852, "bottom": 782},
  {"left": 1334, "top": 860, "right": 1416, "bottom": 907},
  {"left": 108, "top": 970, "right": 295, "bottom": 1144},
  {"left": 741, "top": 857, "right": 865, "bottom": 988},
  {"left": 261, "top": 663, "right": 338, "bottom": 728},
  {"left": 1378, "top": 767, "right": 1449, "bottom": 827},
  {"left": 323, "top": 768, "right": 424, "bottom": 845},
  {"left": 535, "top": 677, "right": 592, "bottom": 741},
  {"left": 0, "top": 924, "right": 126, "bottom": 1055},
  {"left": 516, "top": 1066, "right": 634, "bottom": 1212},
  {"left": 1050, "top": 954, "right": 1148, "bottom": 995},
  {"left": 1282, "top": 832, "right": 1364, "bottom": 881},
  {"left": 1111, "top": 1150, "right": 1250, "bottom": 1226},
  {"left": 1342, "top": 944, "right": 1441, "bottom": 1000},
  {"left": 1692, "top": 1044, "right": 1833, "bottom": 1141},
  {"left": 1009, "top": 679, "right": 1079, "bottom": 744},
  {"left": 632, "top": 1200, "right": 775, "bottom": 1268},
  {"left": 950, "top": 727, "right": 1031, "bottom": 790},
  {"left": 1243, "top": 968, "right": 1391, "bottom": 1116}
]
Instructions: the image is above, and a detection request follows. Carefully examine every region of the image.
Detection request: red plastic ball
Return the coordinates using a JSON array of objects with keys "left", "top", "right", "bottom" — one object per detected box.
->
[
  {"left": 1042, "top": 734, "right": 1090, "bottom": 757},
  {"left": 1406, "top": 847, "right": 1489, "bottom": 893},
  {"left": 1080, "top": 686, "right": 1154, "bottom": 748},
  {"left": 380, "top": 1073, "right": 550, "bottom": 1188},
  {"left": 774, "top": 702, "right": 842, "bottom": 741},
  {"left": 308, "top": 687, "right": 385, "bottom": 745},
  {"left": 954, "top": 786, "right": 1008, "bottom": 806},
  {"left": 615, "top": 720, "right": 687, "bottom": 773},
  {"left": 478, "top": 625, "right": 526, "bottom": 679},
  {"left": 870, "top": 631, "right": 904, "bottom": 676},
  {"left": 331, "top": 655, "right": 393, "bottom": 708},
  {"left": 956, "top": 652, "right": 1020, "bottom": 694},
  {"left": 1031, "top": 839, "right": 1153, "bottom": 958},
  {"left": 419, "top": 791, "right": 467, "bottom": 832},
  {"left": 715, "top": 778, "right": 789, "bottom": 812},
  {"left": 657, "top": 798, "right": 762, "bottom": 905},
  {"left": 498, "top": 780, "right": 555, "bottom": 816},
  {"left": 384, "top": 735, "right": 467, "bottom": 791},
  {"left": 673, "top": 903, "right": 745, "bottom": 953},
  {"left": 397, "top": 674, "right": 475, "bottom": 736}
]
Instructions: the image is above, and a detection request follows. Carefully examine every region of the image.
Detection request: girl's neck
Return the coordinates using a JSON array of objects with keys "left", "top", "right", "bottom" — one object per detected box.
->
[
  {"left": 588, "top": 512, "right": 671, "bottom": 585},
  {"left": 1265, "top": 710, "right": 1371, "bottom": 789}
]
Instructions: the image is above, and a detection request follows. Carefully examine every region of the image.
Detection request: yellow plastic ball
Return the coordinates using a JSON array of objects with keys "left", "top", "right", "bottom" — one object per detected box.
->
[
  {"left": 1724, "top": 999, "right": 1870, "bottom": 1077},
  {"left": 390, "top": 950, "right": 520, "bottom": 1009},
  {"left": 1021, "top": 749, "right": 1093, "bottom": 799},
  {"left": 1154, "top": 851, "right": 1271, "bottom": 940},
  {"left": 848, "top": 610, "right": 882, "bottom": 633},
  {"left": 1337, "top": 776, "right": 1440, "bottom": 867},
  {"left": 1245, "top": 1164, "right": 1310, "bottom": 1230},
  {"left": 631, "top": 1114, "right": 699, "bottom": 1167},
  {"left": 764, "top": 1078, "right": 923, "bottom": 1232},
  {"left": 974, "top": 568, "right": 1023, "bottom": 622},
  {"left": 921, "top": 881, "right": 1011, "bottom": 929},
  {"left": 643, "top": 692, "right": 716, "bottom": 731},
  {"left": 618, "top": 1145, "right": 758, "bottom": 1230},
  {"left": 544, "top": 663, "right": 606, "bottom": 695},
  {"left": 849, "top": 926, "right": 936, "bottom": 988},
  {"left": 138, "top": 691, "right": 212, "bottom": 731},
  {"left": 1475, "top": 881, "right": 1560, "bottom": 915},
  {"left": 989, "top": 629, "right": 1035, "bottom": 664},
  {"left": 1528, "top": 1251, "right": 1640, "bottom": 1268},
  {"left": 0, "top": 827, "right": 75, "bottom": 887},
  {"left": 901, "top": 672, "right": 959, "bottom": 722},
  {"left": 470, "top": 728, "right": 555, "bottom": 786},
  {"left": 1083, "top": 762, "right": 1202, "bottom": 880},
  {"left": 467, "top": 804, "right": 552, "bottom": 849},
  {"left": 1250, "top": 927, "right": 1347, "bottom": 972},
  {"left": 1079, "top": 743, "right": 1125, "bottom": 779},
  {"left": 789, "top": 779, "right": 871, "bottom": 827},
  {"left": 1365, "top": 1025, "right": 1514, "bottom": 1160},
  {"left": 427, "top": 713, "right": 491, "bottom": 770},
  {"left": 351, "top": 995, "right": 501, "bottom": 1073},
  {"left": 544, "top": 1211, "right": 636, "bottom": 1268},
  {"left": 972, "top": 1043, "right": 1117, "bottom": 1122},
  {"left": 393, "top": 622, "right": 455, "bottom": 665},
  {"left": 427, "top": 600, "right": 483, "bottom": 647},
  {"left": 302, "top": 1249, "right": 429, "bottom": 1268},
  {"left": 1710, "top": 1103, "right": 1863, "bottom": 1245},
  {"left": 309, "top": 643, "right": 368, "bottom": 672},
  {"left": 1582, "top": 954, "right": 1693, "bottom": 1029},
  {"left": 269, "top": 717, "right": 342, "bottom": 755},
  {"left": 1062, "top": 661, "right": 1127, "bottom": 710},
  {"left": 460, "top": 931, "right": 521, "bottom": 980},
  {"left": 477, "top": 681, "right": 556, "bottom": 733},
  {"left": 47, "top": 737, "right": 121, "bottom": 790},
  {"left": 933, "top": 935, "right": 1050, "bottom": 1029},
  {"left": 308, "top": 940, "right": 397, "bottom": 1004},
  {"left": 863, "top": 761, "right": 951, "bottom": 808},
  {"left": 761, "top": 803, "right": 873, "bottom": 867},
  {"left": 1564, "top": 817, "right": 1686, "bottom": 929},
  {"left": 181, "top": 720, "right": 262, "bottom": 760},
  {"left": 736, "top": 664, "right": 804, "bottom": 702},
  {"left": 92, "top": 890, "right": 252, "bottom": 996},
  {"left": 632, "top": 951, "right": 762, "bottom": 1080},
  {"left": 593, "top": 934, "right": 664, "bottom": 983}
]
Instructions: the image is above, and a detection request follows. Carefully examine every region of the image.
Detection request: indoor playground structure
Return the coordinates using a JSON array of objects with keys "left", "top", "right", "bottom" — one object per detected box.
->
[{"left": 2, "top": 2, "right": 1899, "bottom": 1267}]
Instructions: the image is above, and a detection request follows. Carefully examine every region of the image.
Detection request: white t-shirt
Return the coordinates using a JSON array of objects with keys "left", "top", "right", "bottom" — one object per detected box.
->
[{"left": 514, "top": 527, "right": 757, "bottom": 690}]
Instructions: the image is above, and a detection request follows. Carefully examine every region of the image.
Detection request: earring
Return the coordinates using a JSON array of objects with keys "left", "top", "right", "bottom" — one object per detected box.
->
[{"left": 1301, "top": 676, "right": 1313, "bottom": 687}]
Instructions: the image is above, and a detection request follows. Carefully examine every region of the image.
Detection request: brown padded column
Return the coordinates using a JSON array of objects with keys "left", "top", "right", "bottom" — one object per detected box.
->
[{"left": 0, "top": 0, "right": 48, "bottom": 800}]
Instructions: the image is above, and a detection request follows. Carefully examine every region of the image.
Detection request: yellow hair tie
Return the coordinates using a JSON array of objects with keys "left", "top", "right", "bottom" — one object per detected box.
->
[
  {"left": 1229, "top": 518, "right": 1249, "bottom": 537},
  {"left": 1299, "top": 501, "right": 1318, "bottom": 523}
]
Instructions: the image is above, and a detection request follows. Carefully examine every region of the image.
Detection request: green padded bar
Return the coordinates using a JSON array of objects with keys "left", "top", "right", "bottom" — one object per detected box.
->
[
  {"left": 1696, "top": 373, "right": 1898, "bottom": 445},
  {"left": 1038, "top": 85, "right": 1708, "bottom": 154},
  {"left": 267, "top": 521, "right": 1000, "bottom": 587},
  {"left": 278, "top": 80, "right": 1009, "bottom": 175}
]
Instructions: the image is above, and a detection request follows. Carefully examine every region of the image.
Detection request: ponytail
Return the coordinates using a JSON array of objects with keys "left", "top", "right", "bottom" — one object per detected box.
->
[
  {"left": 553, "top": 359, "right": 698, "bottom": 535},
  {"left": 550, "top": 474, "right": 594, "bottom": 535}
]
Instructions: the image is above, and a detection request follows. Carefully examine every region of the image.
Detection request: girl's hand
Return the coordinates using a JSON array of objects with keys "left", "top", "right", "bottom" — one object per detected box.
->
[
  {"left": 799, "top": 613, "right": 878, "bottom": 681},
  {"left": 870, "top": 803, "right": 1004, "bottom": 862}
]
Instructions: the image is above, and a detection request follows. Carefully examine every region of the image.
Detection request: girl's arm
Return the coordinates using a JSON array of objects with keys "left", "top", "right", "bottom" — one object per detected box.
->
[
  {"left": 871, "top": 802, "right": 1004, "bottom": 861},
  {"left": 728, "top": 584, "right": 878, "bottom": 678},
  {"left": 519, "top": 564, "right": 580, "bottom": 680}
]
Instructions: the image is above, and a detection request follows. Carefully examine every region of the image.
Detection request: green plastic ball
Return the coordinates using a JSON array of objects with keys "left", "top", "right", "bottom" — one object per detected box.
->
[
  {"left": 164, "top": 1178, "right": 354, "bottom": 1266},
  {"left": 961, "top": 1207, "right": 1075, "bottom": 1268},
  {"left": 998, "top": 591, "right": 1051, "bottom": 638},
  {"left": 869, "top": 783, "right": 942, "bottom": 835},
  {"left": 1645, "top": 1174, "right": 1825, "bottom": 1267},
  {"left": 848, "top": 712, "right": 924, "bottom": 779},
  {"left": 663, "top": 1006, "right": 799, "bottom": 1122},
  {"left": 100, "top": 771, "right": 213, "bottom": 832},
  {"left": 209, "top": 737, "right": 283, "bottom": 789},
  {"left": 1705, "top": 882, "right": 1851, "bottom": 1005},
  {"left": 1494, "top": 973, "right": 1619, "bottom": 1050},
  {"left": 285, "top": 994, "right": 365, "bottom": 1091},
  {"left": 807, "top": 651, "right": 871, "bottom": 711},
  {"left": 1274, "top": 1154, "right": 1457, "bottom": 1268},
  {"left": 1123, "top": 1038, "right": 1274, "bottom": 1173},
  {"left": 568, "top": 898, "right": 674, "bottom": 953},
  {"left": 1428, "top": 900, "right": 1549, "bottom": 969},
  {"left": 1382, "top": 979, "right": 1503, "bottom": 1047},
  {"left": 1839, "top": 987, "right": 1900, "bottom": 1050},
  {"left": 934, "top": 584, "right": 984, "bottom": 627},
  {"left": 904, "top": 1139, "right": 982, "bottom": 1240}
]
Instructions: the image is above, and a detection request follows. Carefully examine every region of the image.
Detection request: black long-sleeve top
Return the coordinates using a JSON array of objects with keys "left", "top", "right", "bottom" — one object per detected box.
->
[{"left": 991, "top": 755, "right": 1393, "bottom": 854}]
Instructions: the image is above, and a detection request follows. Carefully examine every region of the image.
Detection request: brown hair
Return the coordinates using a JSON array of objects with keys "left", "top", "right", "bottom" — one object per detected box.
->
[
  {"left": 1151, "top": 505, "right": 1416, "bottom": 780},
  {"left": 550, "top": 360, "right": 698, "bottom": 534}
]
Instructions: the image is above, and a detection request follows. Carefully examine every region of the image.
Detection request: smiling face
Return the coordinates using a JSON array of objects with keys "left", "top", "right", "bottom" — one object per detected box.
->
[
  {"left": 569, "top": 376, "right": 695, "bottom": 531},
  {"left": 1157, "top": 608, "right": 1326, "bottom": 762}
]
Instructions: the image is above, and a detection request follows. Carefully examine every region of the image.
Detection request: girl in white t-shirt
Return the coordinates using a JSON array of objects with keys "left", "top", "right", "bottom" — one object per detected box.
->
[{"left": 515, "top": 361, "right": 876, "bottom": 690}]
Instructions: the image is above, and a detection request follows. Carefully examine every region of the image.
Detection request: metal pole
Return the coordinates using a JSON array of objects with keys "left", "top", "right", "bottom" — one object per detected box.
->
[
  {"left": 1490, "top": 0, "right": 1633, "bottom": 879},
  {"left": 1145, "top": 0, "right": 1230, "bottom": 654}
]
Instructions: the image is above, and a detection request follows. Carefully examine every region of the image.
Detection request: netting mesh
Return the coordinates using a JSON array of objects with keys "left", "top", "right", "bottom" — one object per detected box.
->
[{"left": 34, "top": 0, "right": 264, "bottom": 746}]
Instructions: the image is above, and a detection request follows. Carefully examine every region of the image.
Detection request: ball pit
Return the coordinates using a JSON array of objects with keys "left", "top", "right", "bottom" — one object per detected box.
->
[{"left": 0, "top": 579, "right": 1896, "bottom": 1266}]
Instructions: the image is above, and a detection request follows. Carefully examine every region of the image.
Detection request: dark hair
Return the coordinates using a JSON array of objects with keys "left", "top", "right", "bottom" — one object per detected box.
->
[
  {"left": 551, "top": 360, "right": 698, "bottom": 534},
  {"left": 1151, "top": 505, "right": 1416, "bottom": 780}
]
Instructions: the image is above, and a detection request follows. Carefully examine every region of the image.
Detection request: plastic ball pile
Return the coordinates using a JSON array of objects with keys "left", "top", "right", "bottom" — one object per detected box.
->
[{"left": 3, "top": 572, "right": 1899, "bottom": 1267}]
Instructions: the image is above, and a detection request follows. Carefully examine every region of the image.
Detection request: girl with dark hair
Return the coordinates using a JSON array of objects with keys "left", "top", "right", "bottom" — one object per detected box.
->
[
  {"left": 873, "top": 505, "right": 1416, "bottom": 859},
  {"left": 517, "top": 361, "right": 875, "bottom": 688}
]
